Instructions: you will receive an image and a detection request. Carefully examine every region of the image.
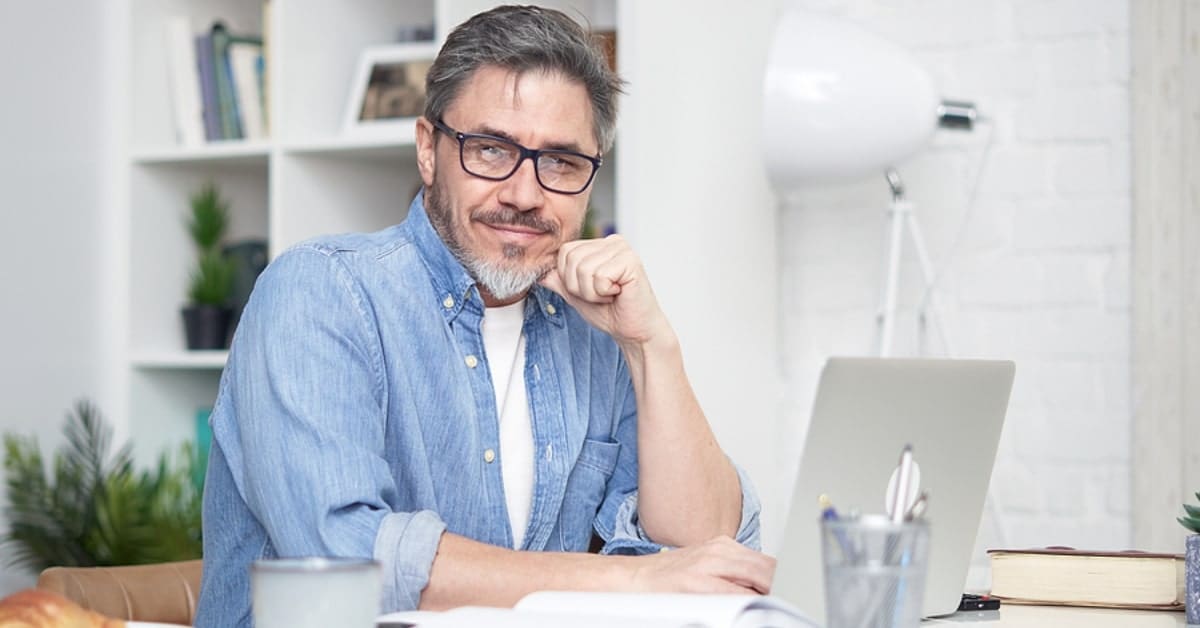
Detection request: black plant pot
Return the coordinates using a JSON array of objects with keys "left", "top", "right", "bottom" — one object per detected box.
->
[{"left": 181, "top": 305, "right": 232, "bottom": 350}]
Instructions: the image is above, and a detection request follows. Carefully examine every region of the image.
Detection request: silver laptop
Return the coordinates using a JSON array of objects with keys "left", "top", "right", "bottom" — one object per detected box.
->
[{"left": 773, "top": 357, "right": 1015, "bottom": 622}]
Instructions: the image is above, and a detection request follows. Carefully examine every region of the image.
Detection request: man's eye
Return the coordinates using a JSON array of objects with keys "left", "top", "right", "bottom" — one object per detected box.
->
[
  {"left": 477, "top": 143, "right": 508, "bottom": 159},
  {"left": 542, "top": 154, "right": 584, "bottom": 173}
]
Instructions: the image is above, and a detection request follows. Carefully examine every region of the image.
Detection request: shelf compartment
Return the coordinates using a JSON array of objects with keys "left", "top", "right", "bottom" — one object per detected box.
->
[
  {"left": 130, "top": 161, "right": 269, "bottom": 354},
  {"left": 130, "top": 0, "right": 265, "bottom": 149},
  {"left": 276, "top": 0, "right": 436, "bottom": 140}
]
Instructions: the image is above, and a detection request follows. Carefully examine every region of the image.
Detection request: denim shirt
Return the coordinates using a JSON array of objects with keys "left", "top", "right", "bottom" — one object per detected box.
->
[{"left": 195, "top": 194, "right": 762, "bottom": 627}]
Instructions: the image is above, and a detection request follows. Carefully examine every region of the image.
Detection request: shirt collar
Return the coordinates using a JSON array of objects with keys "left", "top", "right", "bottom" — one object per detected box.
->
[{"left": 404, "top": 191, "right": 566, "bottom": 328}]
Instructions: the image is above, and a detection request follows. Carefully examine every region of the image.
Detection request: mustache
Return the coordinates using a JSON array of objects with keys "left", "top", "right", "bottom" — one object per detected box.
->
[{"left": 472, "top": 208, "right": 559, "bottom": 236}]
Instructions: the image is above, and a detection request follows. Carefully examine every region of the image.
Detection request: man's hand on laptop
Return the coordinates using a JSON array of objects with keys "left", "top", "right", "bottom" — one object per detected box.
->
[{"left": 626, "top": 536, "right": 775, "bottom": 595}]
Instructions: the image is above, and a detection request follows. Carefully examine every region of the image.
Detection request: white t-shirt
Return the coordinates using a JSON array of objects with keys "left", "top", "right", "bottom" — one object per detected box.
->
[{"left": 481, "top": 299, "right": 533, "bottom": 548}]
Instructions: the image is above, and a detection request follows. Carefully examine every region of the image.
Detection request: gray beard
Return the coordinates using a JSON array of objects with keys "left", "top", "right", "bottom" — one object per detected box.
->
[
  {"left": 467, "top": 256, "right": 544, "bottom": 301},
  {"left": 424, "top": 183, "right": 552, "bottom": 301}
]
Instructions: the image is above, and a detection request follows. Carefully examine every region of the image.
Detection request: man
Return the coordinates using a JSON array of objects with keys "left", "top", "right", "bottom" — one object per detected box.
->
[{"left": 196, "top": 6, "right": 773, "bottom": 626}]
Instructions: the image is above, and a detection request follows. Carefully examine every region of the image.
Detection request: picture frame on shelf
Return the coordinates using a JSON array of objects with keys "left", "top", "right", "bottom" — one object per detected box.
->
[
  {"left": 593, "top": 29, "right": 617, "bottom": 72},
  {"left": 342, "top": 43, "right": 439, "bottom": 140}
]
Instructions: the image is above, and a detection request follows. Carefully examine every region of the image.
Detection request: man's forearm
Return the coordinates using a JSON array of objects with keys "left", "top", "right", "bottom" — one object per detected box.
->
[
  {"left": 620, "top": 329, "right": 744, "bottom": 547},
  {"left": 420, "top": 529, "right": 777, "bottom": 609},
  {"left": 535, "top": 237, "right": 745, "bottom": 547},
  {"left": 418, "top": 532, "right": 631, "bottom": 610}
]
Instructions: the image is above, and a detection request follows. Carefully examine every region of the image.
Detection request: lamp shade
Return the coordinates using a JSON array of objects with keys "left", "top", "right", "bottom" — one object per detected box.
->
[{"left": 763, "top": 10, "right": 940, "bottom": 191}]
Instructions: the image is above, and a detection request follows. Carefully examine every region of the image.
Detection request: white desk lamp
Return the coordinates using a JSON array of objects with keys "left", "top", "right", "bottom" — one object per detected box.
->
[{"left": 763, "top": 10, "right": 977, "bottom": 357}]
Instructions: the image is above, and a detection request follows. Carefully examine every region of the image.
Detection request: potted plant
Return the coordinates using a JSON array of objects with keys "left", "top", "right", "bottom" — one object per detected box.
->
[
  {"left": 1179, "top": 493, "right": 1200, "bottom": 623},
  {"left": 182, "top": 182, "right": 236, "bottom": 350},
  {"left": 1, "top": 401, "right": 203, "bottom": 570}
]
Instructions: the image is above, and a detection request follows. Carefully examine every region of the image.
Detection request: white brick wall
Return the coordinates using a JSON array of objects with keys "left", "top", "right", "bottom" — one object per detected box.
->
[{"left": 775, "top": 0, "right": 1132, "bottom": 581}]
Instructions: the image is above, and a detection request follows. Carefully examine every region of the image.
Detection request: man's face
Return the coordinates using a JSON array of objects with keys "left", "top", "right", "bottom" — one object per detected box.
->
[{"left": 416, "top": 65, "right": 597, "bottom": 305}]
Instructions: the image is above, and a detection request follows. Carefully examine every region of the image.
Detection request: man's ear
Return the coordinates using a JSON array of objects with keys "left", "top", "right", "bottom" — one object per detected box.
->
[{"left": 415, "top": 117, "right": 437, "bottom": 187}]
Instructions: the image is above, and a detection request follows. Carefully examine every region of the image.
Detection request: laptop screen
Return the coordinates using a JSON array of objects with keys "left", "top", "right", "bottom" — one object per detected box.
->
[{"left": 771, "top": 357, "right": 1014, "bottom": 621}]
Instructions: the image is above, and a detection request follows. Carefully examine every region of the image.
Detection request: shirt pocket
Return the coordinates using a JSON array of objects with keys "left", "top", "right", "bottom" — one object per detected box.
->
[{"left": 557, "top": 438, "right": 621, "bottom": 550}]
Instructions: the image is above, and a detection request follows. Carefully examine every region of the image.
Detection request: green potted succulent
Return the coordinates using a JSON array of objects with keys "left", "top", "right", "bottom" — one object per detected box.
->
[
  {"left": 1180, "top": 493, "right": 1200, "bottom": 623},
  {"left": 182, "top": 182, "right": 236, "bottom": 349}
]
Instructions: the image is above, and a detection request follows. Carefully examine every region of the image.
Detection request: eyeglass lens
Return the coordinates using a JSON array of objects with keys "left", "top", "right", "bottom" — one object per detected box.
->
[{"left": 460, "top": 136, "right": 595, "bottom": 193}]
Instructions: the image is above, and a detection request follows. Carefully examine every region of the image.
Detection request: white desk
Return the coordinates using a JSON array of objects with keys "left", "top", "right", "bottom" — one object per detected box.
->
[
  {"left": 927, "top": 604, "right": 1185, "bottom": 627},
  {"left": 383, "top": 603, "right": 1185, "bottom": 627}
]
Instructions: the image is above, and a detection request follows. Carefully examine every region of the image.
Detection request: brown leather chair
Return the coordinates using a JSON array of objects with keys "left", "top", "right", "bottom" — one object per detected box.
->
[{"left": 37, "top": 560, "right": 203, "bottom": 625}]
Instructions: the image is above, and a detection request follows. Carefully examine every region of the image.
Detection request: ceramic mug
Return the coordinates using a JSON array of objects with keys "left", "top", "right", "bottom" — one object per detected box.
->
[{"left": 251, "top": 557, "right": 381, "bottom": 628}]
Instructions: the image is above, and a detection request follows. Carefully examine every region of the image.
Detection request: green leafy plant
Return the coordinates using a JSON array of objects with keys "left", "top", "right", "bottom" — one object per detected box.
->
[
  {"left": 1, "top": 401, "right": 203, "bottom": 572},
  {"left": 1180, "top": 493, "right": 1200, "bottom": 535},
  {"left": 189, "top": 249, "right": 235, "bottom": 305},
  {"left": 188, "top": 182, "right": 230, "bottom": 250},
  {"left": 186, "top": 182, "right": 236, "bottom": 306}
]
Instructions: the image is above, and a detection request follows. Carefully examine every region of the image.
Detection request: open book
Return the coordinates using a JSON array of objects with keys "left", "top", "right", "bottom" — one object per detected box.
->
[{"left": 377, "top": 592, "right": 818, "bottom": 628}]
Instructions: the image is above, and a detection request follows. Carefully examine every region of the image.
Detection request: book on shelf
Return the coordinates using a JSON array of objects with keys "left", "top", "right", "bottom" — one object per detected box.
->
[
  {"left": 987, "top": 546, "right": 1185, "bottom": 611},
  {"left": 376, "top": 592, "right": 818, "bottom": 628},
  {"left": 163, "top": 16, "right": 205, "bottom": 146},
  {"left": 194, "top": 29, "right": 222, "bottom": 141},
  {"left": 209, "top": 22, "right": 263, "bottom": 140},
  {"left": 228, "top": 40, "right": 266, "bottom": 140},
  {"left": 165, "top": 17, "right": 267, "bottom": 145}
]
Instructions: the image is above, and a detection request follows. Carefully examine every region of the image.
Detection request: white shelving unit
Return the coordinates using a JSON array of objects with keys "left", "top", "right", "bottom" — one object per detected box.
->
[{"left": 123, "top": 0, "right": 618, "bottom": 458}]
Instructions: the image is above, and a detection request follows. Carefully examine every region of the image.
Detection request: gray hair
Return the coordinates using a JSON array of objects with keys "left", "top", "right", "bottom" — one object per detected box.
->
[{"left": 424, "top": 5, "right": 624, "bottom": 152}]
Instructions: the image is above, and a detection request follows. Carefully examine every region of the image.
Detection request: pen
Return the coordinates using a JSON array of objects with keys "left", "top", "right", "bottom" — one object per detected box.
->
[
  {"left": 819, "top": 494, "right": 857, "bottom": 562},
  {"left": 818, "top": 493, "right": 839, "bottom": 521},
  {"left": 891, "top": 444, "right": 914, "bottom": 523},
  {"left": 905, "top": 489, "right": 929, "bottom": 521}
]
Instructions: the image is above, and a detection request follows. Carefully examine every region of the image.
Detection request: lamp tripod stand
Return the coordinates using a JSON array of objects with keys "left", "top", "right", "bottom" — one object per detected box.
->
[{"left": 875, "top": 169, "right": 952, "bottom": 358}]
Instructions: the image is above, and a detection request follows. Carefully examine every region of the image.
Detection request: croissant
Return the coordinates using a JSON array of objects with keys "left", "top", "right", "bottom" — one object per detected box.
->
[{"left": 0, "top": 589, "right": 124, "bottom": 628}]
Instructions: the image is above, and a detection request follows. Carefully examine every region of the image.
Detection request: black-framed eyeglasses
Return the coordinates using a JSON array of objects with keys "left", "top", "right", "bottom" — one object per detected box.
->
[{"left": 433, "top": 119, "right": 602, "bottom": 195}]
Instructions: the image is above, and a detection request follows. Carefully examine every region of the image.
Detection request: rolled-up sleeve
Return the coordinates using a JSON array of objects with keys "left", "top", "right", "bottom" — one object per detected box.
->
[
  {"left": 219, "top": 246, "right": 444, "bottom": 611},
  {"left": 591, "top": 374, "right": 763, "bottom": 555},
  {"left": 599, "top": 465, "right": 762, "bottom": 555},
  {"left": 374, "top": 511, "right": 446, "bottom": 609}
]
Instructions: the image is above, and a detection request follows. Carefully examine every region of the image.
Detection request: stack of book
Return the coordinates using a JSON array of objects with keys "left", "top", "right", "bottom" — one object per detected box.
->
[
  {"left": 988, "top": 546, "right": 1185, "bottom": 611},
  {"left": 165, "top": 16, "right": 269, "bottom": 145}
]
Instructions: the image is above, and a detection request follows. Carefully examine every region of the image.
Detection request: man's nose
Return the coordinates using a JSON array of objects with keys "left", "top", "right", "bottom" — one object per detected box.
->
[{"left": 497, "top": 156, "right": 545, "bottom": 211}]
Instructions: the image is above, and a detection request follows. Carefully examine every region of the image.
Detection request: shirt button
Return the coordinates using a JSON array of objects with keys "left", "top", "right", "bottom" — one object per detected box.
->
[
  {"left": 442, "top": 295, "right": 455, "bottom": 309},
  {"left": 545, "top": 303, "right": 557, "bottom": 315},
  {"left": 484, "top": 448, "right": 496, "bottom": 463},
  {"left": 464, "top": 355, "right": 479, "bottom": 368}
]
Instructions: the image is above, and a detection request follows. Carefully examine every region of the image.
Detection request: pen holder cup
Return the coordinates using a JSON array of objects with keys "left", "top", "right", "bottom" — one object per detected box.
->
[{"left": 820, "top": 516, "right": 931, "bottom": 628}]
